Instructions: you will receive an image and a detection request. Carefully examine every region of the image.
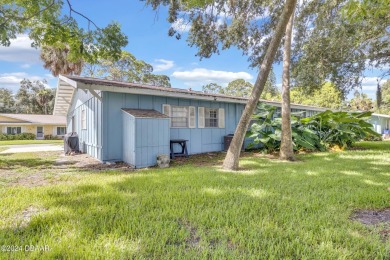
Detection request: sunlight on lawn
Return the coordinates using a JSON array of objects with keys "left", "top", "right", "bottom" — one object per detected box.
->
[{"left": 0, "top": 141, "right": 389, "bottom": 259}]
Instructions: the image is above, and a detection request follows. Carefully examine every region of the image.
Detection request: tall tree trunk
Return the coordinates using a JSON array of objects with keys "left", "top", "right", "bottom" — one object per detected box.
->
[
  {"left": 280, "top": 10, "right": 295, "bottom": 161},
  {"left": 223, "top": 0, "right": 298, "bottom": 171}
]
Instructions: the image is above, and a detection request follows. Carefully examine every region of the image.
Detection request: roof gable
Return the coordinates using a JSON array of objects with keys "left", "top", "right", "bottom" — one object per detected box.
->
[
  {"left": 0, "top": 115, "right": 29, "bottom": 123},
  {"left": 0, "top": 114, "right": 66, "bottom": 125}
]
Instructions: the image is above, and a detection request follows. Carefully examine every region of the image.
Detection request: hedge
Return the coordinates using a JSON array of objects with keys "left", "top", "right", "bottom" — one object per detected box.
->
[{"left": 0, "top": 133, "right": 36, "bottom": 141}]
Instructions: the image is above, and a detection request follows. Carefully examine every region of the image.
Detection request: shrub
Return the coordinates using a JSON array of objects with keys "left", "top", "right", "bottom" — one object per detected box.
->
[
  {"left": 247, "top": 103, "right": 380, "bottom": 153},
  {"left": 44, "top": 135, "right": 62, "bottom": 140},
  {"left": 0, "top": 133, "right": 36, "bottom": 141},
  {"left": 363, "top": 133, "right": 383, "bottom": 141}
]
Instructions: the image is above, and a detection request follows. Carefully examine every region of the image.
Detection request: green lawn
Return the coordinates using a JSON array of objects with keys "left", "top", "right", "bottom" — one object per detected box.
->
[
  {"left": 0, "top": 142, "right": 389, "bottom": 259},
  {"left": 0, "top": 139, "right": 63, "bottom": 146}
]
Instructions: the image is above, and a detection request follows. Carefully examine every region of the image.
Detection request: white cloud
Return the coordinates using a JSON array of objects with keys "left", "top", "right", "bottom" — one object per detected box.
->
[
  {"left": 0, "top": 34, "right": 40, "bottom": 63},
  {"left": 172, "top": 68, "right": 253, "bottom": 86},
  {"left": 360, "top": 77, "right": 387, "bottom": 92},
  {"left": 172, "top": 18, "right": 190, "bottom": 33},
  {"left": 153, "top": 59, "right": 175, "bottom": 72},
  {"left": 0, "top": 72, "right": 50, "bottom": 93},
  {"left": 20, "top": 64, "right": 31, "bottom": 69}
]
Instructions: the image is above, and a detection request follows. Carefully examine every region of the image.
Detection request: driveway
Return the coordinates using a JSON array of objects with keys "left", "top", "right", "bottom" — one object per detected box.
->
[{"left": 0, "top": 144, "right": 63, "bottom": 154}]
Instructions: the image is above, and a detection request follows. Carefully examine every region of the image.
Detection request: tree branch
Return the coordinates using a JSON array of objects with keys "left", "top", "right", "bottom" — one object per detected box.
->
[
  {"left": 0, "top": 1, "right": 56, "bottom": 27},
  {"left": 65, "top": 0, "right": 100, "bottom": 30}
]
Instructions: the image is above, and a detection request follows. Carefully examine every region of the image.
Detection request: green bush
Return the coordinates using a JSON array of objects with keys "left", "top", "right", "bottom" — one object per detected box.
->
[
  {"left": 363, "top": 133, "right": 383, "bottom": 141},
  {"left": 0, "top": 133, "right": 36, "bottom": 141},
  {"left": 247, "top": 103, "right": 381, "bottom": 153},
  {"left": 44, "top": 135, "right": 62, "bottom": 140}
]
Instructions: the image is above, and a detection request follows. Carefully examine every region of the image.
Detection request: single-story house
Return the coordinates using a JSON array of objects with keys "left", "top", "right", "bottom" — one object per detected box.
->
[
  {"left": 0, "top": 113, "right": 67, "bottom": 139},
  {"left": 54, "top": 75, "right": 390, "bottom": 168}
]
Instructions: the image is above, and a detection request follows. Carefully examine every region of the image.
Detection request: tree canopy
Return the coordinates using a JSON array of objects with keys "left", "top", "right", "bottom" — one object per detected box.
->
[
  {"left": 83, "top": 51, "right": 171, "bottom": 87},
  {"left": 14, "top": 79, "right": 56, "bottom": 114},
  {"left": 377, "top": 80, "right": 390, "bottom": 114},
  {"left": 348, "top": 91, "right": 374, "bottom": 112},
  {"left": 290, "top": 83, "right": 343, "bottom": 109},
  {"left": 202, "top": 70, "right": 279, "bottom": 100},
  {"left": 1, "top": 0, "right": 128, "bottom": 64},
  {"left": 292, "top": 1, "right": 389, "bottom": 93},
  {"left": 0, "top": 88, "right": 15, "bottom": 113}
]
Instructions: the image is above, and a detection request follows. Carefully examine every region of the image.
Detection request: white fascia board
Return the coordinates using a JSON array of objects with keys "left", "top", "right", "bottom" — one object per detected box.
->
[
  {"left": 58, "top": 75, "right": 78, "bottom": 88},
  {"left": 372, "top": 113, "right": 390, "bottom": 119},
  {"left": 85, "top": 83, "right": 330, "bottom": 111},
  {"left": 0, "top": 122, "right": 66, "bottom": 125}
]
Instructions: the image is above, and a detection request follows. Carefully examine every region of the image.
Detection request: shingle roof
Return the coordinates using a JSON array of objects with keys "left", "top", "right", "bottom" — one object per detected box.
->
[
  {"left": 0, "top": 114, "right": 66, "bottom": 125},
  {"left": 63, "top": 75, "right": 327, "bottom": 111},
  {"left": 122, "top": 109, "right": 169, "bottom": 118}
]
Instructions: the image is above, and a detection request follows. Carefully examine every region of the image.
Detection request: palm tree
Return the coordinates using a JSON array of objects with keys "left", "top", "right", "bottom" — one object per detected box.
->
[{"left": 40, "top": 45, "right": 83, "bottom": 76}]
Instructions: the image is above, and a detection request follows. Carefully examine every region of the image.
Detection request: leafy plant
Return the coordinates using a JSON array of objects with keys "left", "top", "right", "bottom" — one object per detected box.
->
[
  {"left": 247, "top": 103, "right": 380, "bottom": 153},
  {"left": 0, "top": 133, "right": 36, "bottom": 141}
]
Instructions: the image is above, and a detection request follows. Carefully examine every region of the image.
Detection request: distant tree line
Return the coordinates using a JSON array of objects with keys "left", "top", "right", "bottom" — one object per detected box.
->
[
  {"left": 0, "top": 80, "right": 55, "bottom": 114},
  {"left": 202, "top": 76, "right": 390, "bottom": 114}
]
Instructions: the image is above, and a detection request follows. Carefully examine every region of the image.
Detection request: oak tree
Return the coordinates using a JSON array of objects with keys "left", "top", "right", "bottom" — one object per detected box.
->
[
  {"left": 1, "top": 0, "right": 128, "bottom": 74},
  {"left": 143, "top": 0, "right": 297, "bottom": 170}
]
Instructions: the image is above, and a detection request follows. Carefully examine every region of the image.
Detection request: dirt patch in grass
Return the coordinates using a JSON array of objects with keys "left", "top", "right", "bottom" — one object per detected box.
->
[
  {"left": 55, "top": 153, "right": 134, "bottom": 171},
  {"left": 1, "top": 152, "right": 134, "bottom": 187},
  {"left": 351, "top": 208, "right": 390, "bottom": 241},
  {"left": 180, "top": 220, "right": 202, "bottom": 249},
  {"left": 171, "top": 151, "right": 268, "bottom": 167},
  {"left": 352, "top": 209, "right": 390, "bottom": 225},
  {"left": 13, "top": 205, "right": 47, "bottom": 228},
  {"left": 348, "top": 146, "right": 368, "bottom": 151}
]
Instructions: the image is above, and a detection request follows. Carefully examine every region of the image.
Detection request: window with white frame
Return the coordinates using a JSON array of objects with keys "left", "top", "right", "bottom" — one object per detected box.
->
[
  {"left": 205, "top": 108, "right": 218, "bottom": 128},
  {"left": 7, "top": 127, "right": 21, "bottom": 135},
  {"left": 162, "top": 104, "right": 196, "bottom": 128},
  {"left": 57, "top": 127, "right": 67, "bottom": 135},
  {"left": 198, "top": 107, "right": 225, "bottom": 128},
  {"left": 81, "top": 109, "right": 86, "bottom": 129},
  {"left": 171, "top": 106, "right": 189, "bottom": 128}
]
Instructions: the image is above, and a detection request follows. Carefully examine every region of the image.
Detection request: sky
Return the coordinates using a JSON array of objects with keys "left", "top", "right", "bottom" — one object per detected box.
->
[{"left": 0, "top": 0, "right": 388, "bottom": 100}]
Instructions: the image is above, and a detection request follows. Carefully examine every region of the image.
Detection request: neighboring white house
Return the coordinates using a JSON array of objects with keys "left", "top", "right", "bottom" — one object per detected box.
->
[{"left": 0, "top": 113, "right": 67, "bottom": 139}]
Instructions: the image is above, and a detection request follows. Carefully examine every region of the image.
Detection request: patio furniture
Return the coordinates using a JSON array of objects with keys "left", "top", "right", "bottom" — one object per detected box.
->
[{"left": 170, "top": 139, "right": 189, "bottom": 159}]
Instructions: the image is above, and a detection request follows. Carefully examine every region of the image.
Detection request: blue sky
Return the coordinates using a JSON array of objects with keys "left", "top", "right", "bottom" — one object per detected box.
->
[{"left": 0, "top": 0, "right": 387, "bottom": 99}]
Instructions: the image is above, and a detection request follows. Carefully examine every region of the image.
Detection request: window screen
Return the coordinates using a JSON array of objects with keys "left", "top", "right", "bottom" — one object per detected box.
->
[
  {"left": 57, "top": 127, "right": 67, "bottom": 135},
  {"left": 171, "top": 106, "right": 188, "bottom": 128},
  {"left": 205, "top": 108, "right": 218, "bottom": 128},
  {"left": 81, "top": 110, "right": 86, "bottom": 129},
  {"left": 7, "top": 127, "right": 21, "bottom": 135}
]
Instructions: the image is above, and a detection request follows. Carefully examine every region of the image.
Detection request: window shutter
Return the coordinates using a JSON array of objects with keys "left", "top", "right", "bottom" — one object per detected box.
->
[
  {"left": 162, "top": 104, "right": 171, "bottom": 117},
  {"left": 218, "top": 108, "right": 225, "bottom": 128},
  {"left": 189, "top": 106, "right": 196, "bottom": 128},
  {"left": 198, "top": 107, "right": 205, "bottom": 128}
]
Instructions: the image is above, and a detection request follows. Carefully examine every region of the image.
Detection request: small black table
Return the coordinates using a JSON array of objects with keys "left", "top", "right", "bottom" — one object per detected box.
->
[{"left": 170, "top": 139, "right": 189, "bottom": 159}]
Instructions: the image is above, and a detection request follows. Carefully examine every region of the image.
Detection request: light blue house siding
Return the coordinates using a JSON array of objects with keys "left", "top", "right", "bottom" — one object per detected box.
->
[
  {"left": 369, "top": 115, "right": 390, "bottom": 134},
  {"left": 122, "top": 110, "right": 170, "bottom": 168},
  {"left": 102, "top": 92, "right": 245, "bottom": 162},
  {"left": 67, "top": 89, "right": 103, "bottom": 160},
  {"left": 62, "top": 78, "right": 390, "bottom": 168}
]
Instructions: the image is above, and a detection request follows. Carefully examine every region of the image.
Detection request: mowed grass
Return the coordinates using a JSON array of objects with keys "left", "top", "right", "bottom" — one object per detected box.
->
[
  {"left": 0, "top": 142, "right": 389, "bottom": 259},
  {"left": 0, "top": 140, "right": 63, "bottom": 146}
]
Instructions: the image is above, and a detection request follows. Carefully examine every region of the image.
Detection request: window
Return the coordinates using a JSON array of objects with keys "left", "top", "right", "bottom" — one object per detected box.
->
[
  {"left": 57, "top": 127, "right": 67, "bottom": 135},
  {"left": 81, "top": 109, "right": 86, "bottom": 129},
  {"left": 162, "top": 105, "right": 196, "bottom": 128},
  {"left": 198, "top": 107, "right": 225, "bottom": 128},
  {"left": 7, "top": 127, "right": 21, "bottom": 135},
  {"left": 205, "top": 108, "right": 218, "bottom": 128},
  {"left": 171, "top": 106, "right": 189, "bottom": 128}
]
